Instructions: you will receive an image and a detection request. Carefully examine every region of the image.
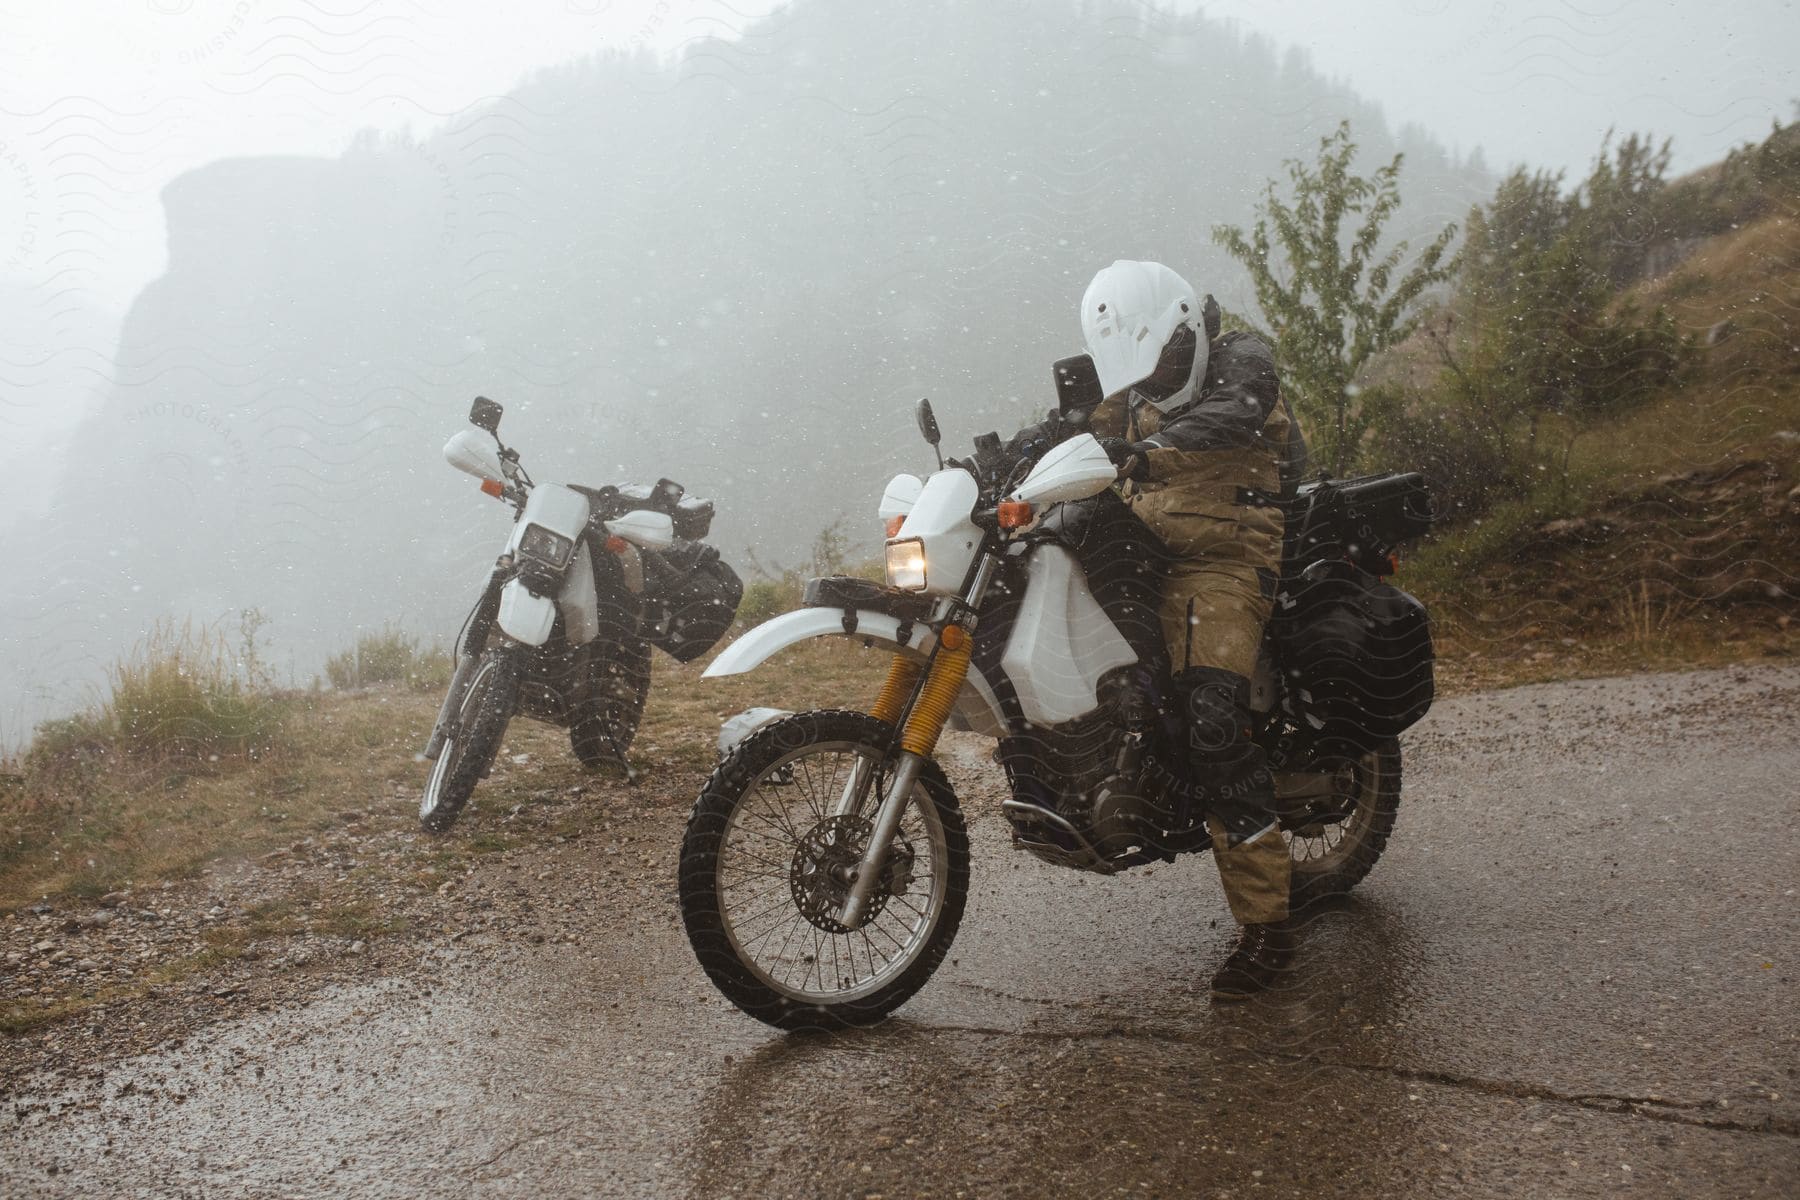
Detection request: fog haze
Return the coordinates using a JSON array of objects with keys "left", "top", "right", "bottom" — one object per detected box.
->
[{"left": 1, "top": 0, "right": 1793, "bottom": 735}]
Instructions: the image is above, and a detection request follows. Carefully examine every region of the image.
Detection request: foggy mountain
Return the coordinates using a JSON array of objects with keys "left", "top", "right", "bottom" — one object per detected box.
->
[{"left": 5, "top": 0, "right": 1488, "bottom": 728}]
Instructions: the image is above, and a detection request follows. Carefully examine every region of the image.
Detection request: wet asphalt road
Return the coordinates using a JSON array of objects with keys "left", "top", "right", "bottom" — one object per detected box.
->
[{"left": 5, "top": 665, "right": 1798, "bottom": 1198}]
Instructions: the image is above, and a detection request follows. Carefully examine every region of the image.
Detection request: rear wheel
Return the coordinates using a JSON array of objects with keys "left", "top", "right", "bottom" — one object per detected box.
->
[
  {"left": 679, "top": 710, "right": 969, "bottom": 1031},
  {"left": 420, "top": 650, "right": 519, "bottom": 833},
  {"left": 1283, "top": 739, "right": 1401, "bottom": 906},
  {"left": 571, "top": 635, "right": 652, "bottom": 768}
]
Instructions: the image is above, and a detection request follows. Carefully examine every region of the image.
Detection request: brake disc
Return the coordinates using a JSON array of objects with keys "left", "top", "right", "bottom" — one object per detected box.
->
[{"left": 789, "top": 815, "right": 914, "bottom": 934}]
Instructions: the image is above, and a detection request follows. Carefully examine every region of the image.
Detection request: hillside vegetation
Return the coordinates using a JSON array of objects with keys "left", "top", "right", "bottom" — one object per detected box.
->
[{"left": 1301, "top": 121, "right": 1800, "bottom": 688}]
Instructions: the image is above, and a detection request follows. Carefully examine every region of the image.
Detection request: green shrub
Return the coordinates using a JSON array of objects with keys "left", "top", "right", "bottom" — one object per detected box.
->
[
  {"left": 324, "top": 626, "right": 454, "bottom": 691},
  {"left": 737, "top": 577, "right": 803, "bottom": 626},
  {"left": 1661, "top": 118, "right": 1800, "bottom": 240},
  {"left": 1364, "top": 381, "right": 1529, "bottom": 522}
]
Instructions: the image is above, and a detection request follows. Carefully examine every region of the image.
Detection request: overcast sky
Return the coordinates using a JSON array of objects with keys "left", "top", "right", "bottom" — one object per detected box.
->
[
  {"left": 2, "top": 0, "right": 1793, "bottom": 310},
  {"left": 1198, "top": 0, "right": 1797, "bottom": 175}
]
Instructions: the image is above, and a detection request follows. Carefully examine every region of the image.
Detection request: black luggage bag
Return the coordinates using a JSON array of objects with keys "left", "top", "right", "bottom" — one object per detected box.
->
[
  {"left": 641, "top": 541, "right": 744, "bottom": 663},
  {"left": 1273, "top": 559, "right": 1434, "bottom": 753}
]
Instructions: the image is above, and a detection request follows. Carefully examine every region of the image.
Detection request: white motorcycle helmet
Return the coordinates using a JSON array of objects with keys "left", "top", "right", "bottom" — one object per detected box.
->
[{"left": 1079, "top": 259, "right": 1208, "bottom": 415}]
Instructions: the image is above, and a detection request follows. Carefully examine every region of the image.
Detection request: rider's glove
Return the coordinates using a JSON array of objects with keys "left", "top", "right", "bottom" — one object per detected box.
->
[{"left": 1098, "top": 436, "right": 1152, "bottom": 482}]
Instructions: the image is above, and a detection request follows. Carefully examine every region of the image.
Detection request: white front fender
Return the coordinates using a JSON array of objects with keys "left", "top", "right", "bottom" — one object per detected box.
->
[
  {"left": 705, "top": 606, "right": 1008, "bottom": 739},
  {"left": 704, "top": 607, "right": 930, "bottom": 676},
  {"left": 498, "top": 578, "right": 557, "bottom": 646}
]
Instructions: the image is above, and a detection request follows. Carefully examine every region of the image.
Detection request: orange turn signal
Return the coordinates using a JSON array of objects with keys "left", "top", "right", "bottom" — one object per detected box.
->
[
  {"left": 884, "top": 515, "right": 906, "bottom": 538},
  {"left": 605, "top": 535, "right": 629, "bottom": 554},
  {"left": 939, "top": 624, "right": 968, "bottom": 651},
  {"left": 997, "top": 500, "right": 1034, "bottom": 530},
  {"left": 480, "top": 479, "right": 505, "bottom": 498}
]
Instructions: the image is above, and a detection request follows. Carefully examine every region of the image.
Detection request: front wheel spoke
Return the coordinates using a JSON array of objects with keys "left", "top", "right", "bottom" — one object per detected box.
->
[
  {"left": 859, "top": 928, "right": 884, "bottom": 979},
  {"left": 749, "top": 783, "right": 809, "bottom": 841},
  {"left": 890, "top": 893, "right": 930, "bottom": 927},
  {"left": 727, "top": 845, "right": 798, "bottom": 888},
  {"left": 730, "top": 822, "right": 808, "bottom": 853},
  {"left": 744, "top": 909, "right": 805, "bottom": 960},
  {"left": 767, "top": 914, "right": 810, "bottom": 983},
  {"left": 741, "top": 796, "right": 805, "bottom": 842},
  {"left": 797, "top": 755, "right": 834, "bottom": 824},
  {"left": 721, "top": 878, "right": 792, "bottom": 919},
  {"left": 729, "top": 890, "right": 810, "bottom": 939},
  {"left": 730, "top": 899, "right": 817, "bottom": 957},
  {"left": 807, "top": 927, "right": 826, "bottom": 992},
  {"left": 866, "top": 913, "right": 909, "bottom": 954},
  {"left": 722, "top": 841, "right": 791, "bottom": 875}
]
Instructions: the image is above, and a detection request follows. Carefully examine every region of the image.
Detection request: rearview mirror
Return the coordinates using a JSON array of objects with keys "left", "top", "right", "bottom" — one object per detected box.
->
[
  {"left": 469, "top": 395, "right": 503, "bottom": 434},
  {"left": 915, "top": 398, "right": 941, "bottom": 447},
  {"left": 1051, "top": 354, "right": 1102, "bottom": 417}
]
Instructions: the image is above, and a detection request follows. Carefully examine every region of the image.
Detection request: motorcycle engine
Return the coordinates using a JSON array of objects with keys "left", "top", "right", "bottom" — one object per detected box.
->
[{"left": 999, "top": 667, "right": 1187, "bottom": 868}]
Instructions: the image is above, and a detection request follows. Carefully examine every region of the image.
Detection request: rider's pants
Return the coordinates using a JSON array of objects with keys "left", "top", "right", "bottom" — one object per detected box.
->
[{"left": 1144, "top": 510, "right": 1291, "bottom": 928}]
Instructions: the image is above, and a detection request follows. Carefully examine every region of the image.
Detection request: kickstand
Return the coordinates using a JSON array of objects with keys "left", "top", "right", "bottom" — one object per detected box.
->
[{"left": 600, "top": 725, "right": 640, "bottom": 786}]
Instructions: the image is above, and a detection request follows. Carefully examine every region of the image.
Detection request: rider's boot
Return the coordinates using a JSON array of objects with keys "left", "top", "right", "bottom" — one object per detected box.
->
[
  {"left": 1174, "top": 667, "right": 1297, "bottom": 1000},
  {"left": 1208, "top": 919, "right": 1297, "bottom": 1000}
]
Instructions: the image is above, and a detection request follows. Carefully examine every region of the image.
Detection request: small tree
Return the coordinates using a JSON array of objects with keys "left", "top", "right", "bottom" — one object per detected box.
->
[
  {"left": 1214, "top": 121, "right": 1458, "bottom": 474},
  {"left": 1453, "top": 137, "right": 1690, "bottom": 459}
]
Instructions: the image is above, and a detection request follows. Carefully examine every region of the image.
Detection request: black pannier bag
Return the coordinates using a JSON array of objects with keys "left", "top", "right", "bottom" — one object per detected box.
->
[
  {"left": 640, "top": 541, "right": 744, "bottom": 662},
  {"left": 1273, "top": 559, "right": 1434, "bottom": 752}
]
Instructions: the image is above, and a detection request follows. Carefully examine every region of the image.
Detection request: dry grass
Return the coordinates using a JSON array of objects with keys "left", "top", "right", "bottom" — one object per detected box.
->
[
  {"left": 1572, "top": 210, "right": 1800, "bottom": 483},
  {"left": 1616, "top": 578, "right": 1703, "bottom": 646},
  {"left": 2, "top": 637, "right": 882, "bottom": 1036},
  {"left": 2, "top": 687, "right": 428, "bottom": 909},
  {"left": 0, "top": 636, "right": 891, "bottom": 912},
  {"left": 28, "top": 617, "right": 287, "bottom": 774}
]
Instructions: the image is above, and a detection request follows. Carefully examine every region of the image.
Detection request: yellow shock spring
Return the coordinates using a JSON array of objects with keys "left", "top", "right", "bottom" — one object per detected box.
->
[
  {"left": 869, "top": 654, "right": 923, "bottom": 726},
  {"left": 900, "top": 627, "right": 972, "bottom": 758}
]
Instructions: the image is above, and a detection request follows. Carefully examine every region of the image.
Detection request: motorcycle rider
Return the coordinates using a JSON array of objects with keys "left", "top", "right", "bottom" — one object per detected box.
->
[{"left": 1076, "top": 259, "right": 1309, "bottom": 1000}]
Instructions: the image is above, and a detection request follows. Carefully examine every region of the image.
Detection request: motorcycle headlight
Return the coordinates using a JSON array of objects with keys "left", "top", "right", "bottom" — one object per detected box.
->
[
  {"left": 519, "top": 524, "right": 574, "bottom": 568},
  {"left": 885, "top": 538, "right": 926, "bottom": 591}
]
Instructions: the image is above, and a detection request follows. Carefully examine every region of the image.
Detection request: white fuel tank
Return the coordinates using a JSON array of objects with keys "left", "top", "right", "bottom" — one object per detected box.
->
[{"left": 1001, "top": 545, "right": 1137, "bottom": 727}]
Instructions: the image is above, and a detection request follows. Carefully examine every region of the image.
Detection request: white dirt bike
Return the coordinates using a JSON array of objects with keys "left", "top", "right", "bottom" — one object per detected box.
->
[
  {"left": 678, "top": 397, "right": 1434, "bottom": 1029},
  {"left": 420, "top": 395, "right": 741, "bottom": 832}
]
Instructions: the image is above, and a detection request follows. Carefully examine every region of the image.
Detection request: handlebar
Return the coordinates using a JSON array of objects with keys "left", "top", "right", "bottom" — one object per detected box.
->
[{"left": 952, "top": 404, "right": 1094, "bottom": 503}]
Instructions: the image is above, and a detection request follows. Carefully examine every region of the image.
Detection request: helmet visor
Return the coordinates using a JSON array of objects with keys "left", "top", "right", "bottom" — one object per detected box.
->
[{"left": 1129, "top": 324, "right": 1198, "bottom": 406}]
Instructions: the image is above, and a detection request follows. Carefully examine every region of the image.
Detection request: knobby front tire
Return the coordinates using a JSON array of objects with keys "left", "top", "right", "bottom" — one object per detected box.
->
[
  {"left": 679, "top": 710, "right": 970, "bottom": 1032},
  {"left": 419, "top": 651, "right": 520, "bottom": 833}
]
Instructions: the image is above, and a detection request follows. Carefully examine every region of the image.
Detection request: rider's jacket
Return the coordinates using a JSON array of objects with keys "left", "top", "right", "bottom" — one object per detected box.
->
[{"left": 1090, "top": 328, "right": 1309, "bottom": 567}]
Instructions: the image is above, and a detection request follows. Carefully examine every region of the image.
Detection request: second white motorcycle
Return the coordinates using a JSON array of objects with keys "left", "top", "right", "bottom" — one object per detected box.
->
[{"left": 420, "top": 395, "right": 742, "bottom": 831}]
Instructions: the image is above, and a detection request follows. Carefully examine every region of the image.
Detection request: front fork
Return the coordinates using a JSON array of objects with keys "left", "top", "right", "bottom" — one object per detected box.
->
[
  {"left": 421, "top": 567, "right": 508, "bottom": 760},
  {"left": 828, "top": 653, "right": 923, "bottom": 818},
  {"left": 837, "top": 555, "right": 993, "bottom": 928},
  {"left": 422, "top": 652, "right": 480, "bottom": 761}
]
